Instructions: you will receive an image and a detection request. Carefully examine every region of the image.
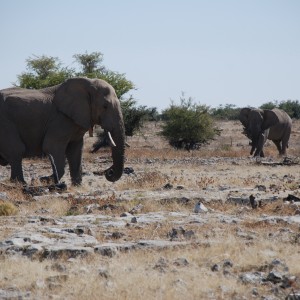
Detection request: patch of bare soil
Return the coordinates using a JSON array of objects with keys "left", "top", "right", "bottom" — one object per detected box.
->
[{"left": 0, "top": 120, "right": 300, "bottom": 299}]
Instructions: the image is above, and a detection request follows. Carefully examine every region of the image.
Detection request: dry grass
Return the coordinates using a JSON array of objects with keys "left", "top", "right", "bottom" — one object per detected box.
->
[
  {"left": 0, "top": 201, "right": 17, "bottom": 216},
  {"left": 1, "top": 236, "right": 299, "bottom": 300},
  {"left": 1, "top": 120, "right": 300, "bottom": 299}
]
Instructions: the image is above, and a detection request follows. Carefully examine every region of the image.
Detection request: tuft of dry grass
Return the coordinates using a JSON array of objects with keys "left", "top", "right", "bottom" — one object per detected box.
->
[
  {"left": 1, "top": 233, "right": 299, "bottom": 300},
  {"left": 0, "top": 201, "right": 18, "bottom": 216}
]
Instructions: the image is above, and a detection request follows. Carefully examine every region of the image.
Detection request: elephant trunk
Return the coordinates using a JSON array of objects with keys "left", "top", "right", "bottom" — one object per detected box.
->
[{"left": 104, "top": 123, "right": 125, "bottom": 182}]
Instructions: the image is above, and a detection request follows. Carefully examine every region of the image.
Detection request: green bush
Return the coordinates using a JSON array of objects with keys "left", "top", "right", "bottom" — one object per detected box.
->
[
  {"left": 260, "top": 100, "right": 300, "bottom": 119},
  {"left": 160, "top": 95, "right": 220, "bottom": 150}
]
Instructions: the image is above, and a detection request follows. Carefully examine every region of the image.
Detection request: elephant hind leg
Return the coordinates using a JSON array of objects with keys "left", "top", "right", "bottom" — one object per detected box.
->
[
  {"left": 10, "top": 158, "right": 26, "bottom": 184},
  {"left": 272, "top": 140, "right": 283, "bottom": 155},
  {"left": 0, "top": 155, "right": 9, "bottom": 166},
  {"left": 281, "top": 128, "right": 291, "bottom": 156}
]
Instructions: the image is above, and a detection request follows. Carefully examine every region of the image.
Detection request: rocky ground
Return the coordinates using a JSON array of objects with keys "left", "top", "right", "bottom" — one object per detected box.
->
[{"left": 0, "top": 120, "right": 300, "bottom": 299}]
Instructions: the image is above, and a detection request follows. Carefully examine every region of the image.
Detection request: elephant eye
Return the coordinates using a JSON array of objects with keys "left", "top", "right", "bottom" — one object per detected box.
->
[{"left": 103, "top": 100, "right": 109, "bottom": 109}]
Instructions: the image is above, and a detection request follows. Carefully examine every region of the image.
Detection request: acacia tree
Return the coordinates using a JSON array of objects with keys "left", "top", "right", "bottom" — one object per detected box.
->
[
  {"left": 73, "top": 51, "right": 134, "bottom": 99},
  {"left": 17, "top": 55, "right": 73, "bottom": 89}
]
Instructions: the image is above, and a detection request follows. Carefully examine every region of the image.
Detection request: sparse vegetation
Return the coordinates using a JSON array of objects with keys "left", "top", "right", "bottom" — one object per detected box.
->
[
  {"left": 260, "top": 99, "right": 300, "bottom": 119},
  {"left": 0, "top": 120, "right": 300, "bottom": 299},
  {"left": 210, "top": 103, "right": 240, "bottom": 120}
]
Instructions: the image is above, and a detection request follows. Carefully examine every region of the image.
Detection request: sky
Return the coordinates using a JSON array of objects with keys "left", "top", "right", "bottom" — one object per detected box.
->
[{"left": 1, "top": 0, "right": 299, "bottom": 111}]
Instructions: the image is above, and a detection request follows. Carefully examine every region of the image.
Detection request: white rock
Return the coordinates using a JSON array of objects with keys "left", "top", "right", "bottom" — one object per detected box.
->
[
  {"left": 0, "top": 192, "right": 8, "bottom": 201},
  {"left": 194, "top": 201, "right": 208, "bottom": 213}
]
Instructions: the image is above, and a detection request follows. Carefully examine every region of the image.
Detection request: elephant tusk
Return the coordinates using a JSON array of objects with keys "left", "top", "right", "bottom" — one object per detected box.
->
[{"left": 108, "top": 131, "right": 116, "bottom": 147}]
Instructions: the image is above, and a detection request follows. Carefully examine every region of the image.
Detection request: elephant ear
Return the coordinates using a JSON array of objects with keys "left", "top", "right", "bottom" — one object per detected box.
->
[
  {"left": 53, "top": 78, "right": 92, "bottom": 130},
  {"left": 262, "top": 109, "right": 279, "bottom": 130},
  {"left": 239, "top": 107, "right": 251, "bottom": 128}
]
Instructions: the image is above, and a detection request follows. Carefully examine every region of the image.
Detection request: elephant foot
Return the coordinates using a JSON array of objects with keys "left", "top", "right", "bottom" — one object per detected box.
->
[
  {"left": 49, "top": 182, "right": 67, "bottom": 192},
  {"left": 0, "top": 157, "right": 9, "bottom": 166},
  {"left": 40, "top": 175, "right": 55, "bottom": 185},
  {"left": 71, "top": 180, "right": 82, "bottom": 186},
  {"left": 10, "top": 177, "right": 27, "bottom": 186}
]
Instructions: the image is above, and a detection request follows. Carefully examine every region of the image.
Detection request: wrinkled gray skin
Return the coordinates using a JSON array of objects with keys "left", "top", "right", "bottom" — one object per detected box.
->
[
  {"left": 239, "top": 108, "right": 292, "bottom": 157},
  {"left": 0, "top": 78, "right": 125, "bottom": 185}
]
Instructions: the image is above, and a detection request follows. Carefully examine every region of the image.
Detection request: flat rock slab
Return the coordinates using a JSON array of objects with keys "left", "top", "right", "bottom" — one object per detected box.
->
[{"left": 1, "top": 210, "right": 300, "bottom": 260}]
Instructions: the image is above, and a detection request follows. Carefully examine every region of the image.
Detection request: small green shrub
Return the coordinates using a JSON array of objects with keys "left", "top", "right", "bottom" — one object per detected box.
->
[{"left": 160, "top": 94, "right": 220, "bottom": 150}]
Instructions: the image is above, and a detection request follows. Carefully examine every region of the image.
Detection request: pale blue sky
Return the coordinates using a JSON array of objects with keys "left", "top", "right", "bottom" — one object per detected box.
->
[{"left": 1, "top": 0, "right": 299, "bottom": 111}]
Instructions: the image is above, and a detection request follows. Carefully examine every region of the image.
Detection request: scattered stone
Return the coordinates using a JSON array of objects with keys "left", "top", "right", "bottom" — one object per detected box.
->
[
  {"left": 211, "top": 264, "right": 220, "bottom": 272},
  {"left": 285, "top": 194, "right": 300, "bottom": 202},
  {"left": 173, "top": 257, "right": 189, "bottom": 267},
  {"left": 176, "top": 185, "right": 185, "bottom": 190},
  {"left": 163, "top": 183, "right": 173, "bottom": 189},
  {"left": 256, "top": 185, "right": 267, "bottom": 192},
  {"left": 178, "top": 197, "right": 190, "bottom": 205},
  {"left": 124, "top": 167, "right": 134, "bottom": 174},
  {"left": 0, "top": 192, "right": 8, "bottom": 200},
  {"left": 223, "top": 259, "right": 233, "bottom": 268},
  {"left": 111, "top": 232, "right": 125, "bottom": 239},
  {"left": 239, "top": 272, "right": 264, "bottom": 284},
  {"left": 131, "top": 217, "right": 137, "bottom": 223},
  {"left": 120, "top": 212, "right": 133, "bottom": 217},
  {"left": 263, "top": 271, "right": 284, "bottom": 284},
  {"left": 250, "top": 194, "right": 258, "bottom": 209},
  {"left": 194, "top": 201, "right": 208, "bottom": 213}
]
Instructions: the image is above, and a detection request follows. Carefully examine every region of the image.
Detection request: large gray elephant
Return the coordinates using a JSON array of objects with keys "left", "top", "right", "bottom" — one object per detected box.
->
[
  {"left": 239, "top": 107, "right": 292, "bottom": 157},
  {"left": 0, "top": 77, "right": 125, "bottom": 185}
]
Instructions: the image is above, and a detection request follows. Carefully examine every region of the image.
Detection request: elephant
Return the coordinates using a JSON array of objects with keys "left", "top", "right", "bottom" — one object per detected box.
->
[
  {"left": 0, "top": 77, "right": 125, "bottom": 185},
  {"left": 239, "top": 107, "right": 292, "bottom": 157}
]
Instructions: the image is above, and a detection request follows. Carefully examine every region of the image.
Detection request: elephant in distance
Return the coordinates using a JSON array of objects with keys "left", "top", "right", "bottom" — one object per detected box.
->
[
  {"left": 239, "top": 108, "right": 292, "bottom": 157},
  {"left": 0, "top": 77, "right": 125, "bottom": 185}
]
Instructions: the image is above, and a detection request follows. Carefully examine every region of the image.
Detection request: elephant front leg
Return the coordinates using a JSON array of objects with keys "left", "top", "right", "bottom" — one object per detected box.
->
[
  {"left": 66, "top": 139, "right": 83, "bottom": 185},
  {"left": 40, "top": 149, "right": 66, "bottom": 185}
]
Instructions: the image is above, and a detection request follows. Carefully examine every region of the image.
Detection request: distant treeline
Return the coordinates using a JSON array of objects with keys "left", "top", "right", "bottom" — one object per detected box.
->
[{"left": 209, "top": 100, "right": 300, "bottom": 120}]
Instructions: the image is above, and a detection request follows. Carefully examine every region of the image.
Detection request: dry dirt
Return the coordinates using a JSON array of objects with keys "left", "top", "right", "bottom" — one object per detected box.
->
[{"left": 0, "top": 120, "right": 300, "bottom": 300}]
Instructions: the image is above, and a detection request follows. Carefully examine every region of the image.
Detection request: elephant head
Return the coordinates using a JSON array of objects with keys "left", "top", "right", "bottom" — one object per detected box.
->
[
  {"left": 53, "top": 78, "right": 125, "bottom": 182},
  {"left": 239, "top": 108, "right": 279, "bottom": 157}
]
